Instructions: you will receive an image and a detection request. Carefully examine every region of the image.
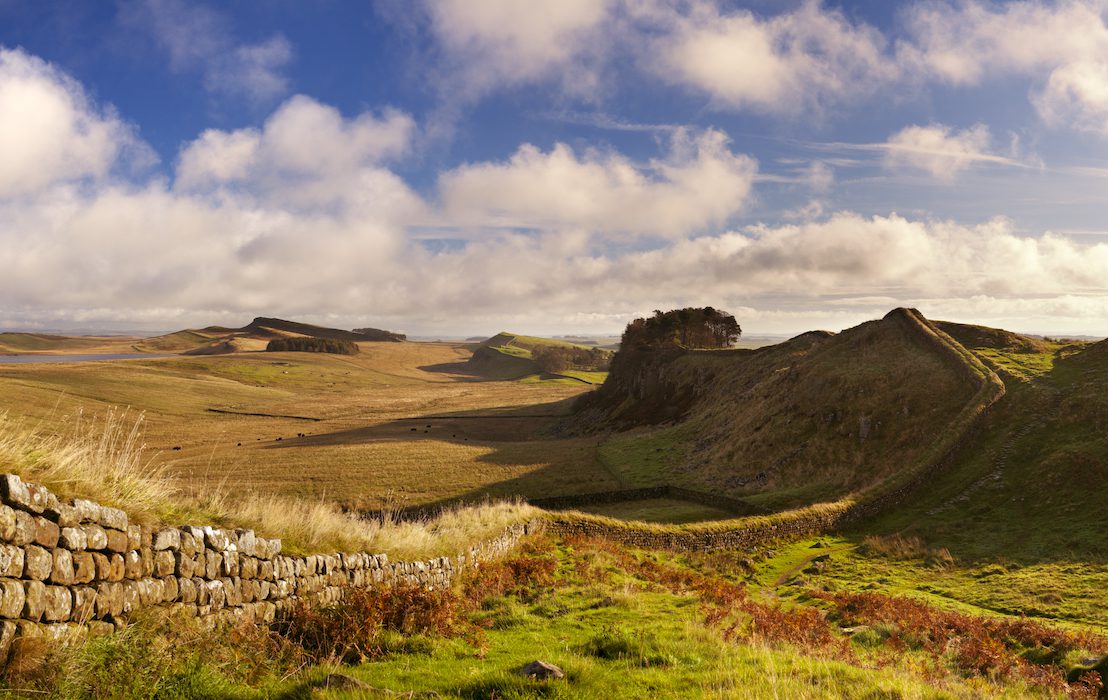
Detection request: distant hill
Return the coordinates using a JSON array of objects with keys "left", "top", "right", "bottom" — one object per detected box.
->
[
  {"left": 465, "top": 332, "right": 613, "bottom": 384},
  {"left": 136, "top": 317, "right": 407, "bottom": 355},
  {"left": 573, "top": 309, "right": 990, "bottom": 511}
]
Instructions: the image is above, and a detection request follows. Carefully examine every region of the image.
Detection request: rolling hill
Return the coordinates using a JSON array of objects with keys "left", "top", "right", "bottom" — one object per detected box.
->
[
  {"left": 134, "top": 317, "right": 407, "bottom": 355},
  {"left": 466, "top": 332, "right": 612, "bottom": 384}
]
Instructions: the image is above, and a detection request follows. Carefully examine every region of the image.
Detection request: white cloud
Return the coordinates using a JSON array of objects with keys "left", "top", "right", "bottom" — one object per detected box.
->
[
  {"left": 423, "top": 0, "right": 613, "bottom": 99},
  {"left": 122, "top": 0, "right": 293, "bottom": 101},
  {"left": 901, "top": 0, "right": 1108, "bottom": 135},
  {"left": 0, "top": 48, "right": 153, "bottom": 199},
  {"left": 437, "top": 128, "right": 757, "bottom": 238},
  {"left": 642, "top": 0, "right": 893, "bottom": 114},
  {"left": 883, "top": 123, "right": 997, "bottom": 179}
]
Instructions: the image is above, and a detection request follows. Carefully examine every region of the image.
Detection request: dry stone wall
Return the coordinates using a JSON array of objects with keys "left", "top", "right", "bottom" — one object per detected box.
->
[{"left": 0, "top": 474, "right": 541, "bottom": 661}]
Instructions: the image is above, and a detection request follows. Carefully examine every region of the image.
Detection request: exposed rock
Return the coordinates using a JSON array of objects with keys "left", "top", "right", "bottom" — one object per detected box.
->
[
  {"left": 34, "top": 517, "right": 60, "bottom": 548},
  {"left": 104, "top": 528, "right": 129, "bottom": 553},
  {"left": 23, "top": 545, "right": 52, "bottom": 581},
  {"left": 83, "top": 524, "right": 108, "bottom": 551},
  {"left": 518, "top": 660, "right": 565, "bottom": 680},
  {"left": 99, "top": 506, "right": 128, "bottom": 531},
  {"left": 153, "top": 528, "right": 181, "bottom": 551},
  {"left": 43, "top": 586, "right": 72, "bottom": 622},
  {"left": 0, "top": 545, "right": 23, "bottom": 578},
  {"left": 0, "top": 580, "right": 25, "bottom": 619},
  {"left": 319, "top": 673, "right": 369, "bottom": 690},
  {"left": 59, "top": 526, "right": 88, "bottom": 551},
  {"left": 49, "top": 549, "right": 75, "bottom": 585}
]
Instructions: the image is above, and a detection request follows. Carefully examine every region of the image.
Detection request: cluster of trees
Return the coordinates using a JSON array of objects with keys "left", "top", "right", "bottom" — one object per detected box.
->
[
  {"left": 621, "top": 307, "right": 741, "bottom": 349},
  {"left": 266, "top": 338, "right": 360, "bottom": 355},
  {"left": 532, "top": 346, "right": 612, "bottom": 373}
]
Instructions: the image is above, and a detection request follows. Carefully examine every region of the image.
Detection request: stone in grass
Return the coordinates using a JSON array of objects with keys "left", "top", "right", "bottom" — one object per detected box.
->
[
  {"left": 319, "top": 674, "right": 369, "bottom": 690},
  {"left": 517, "top": 660, "right": 565, "bottom": 680}
]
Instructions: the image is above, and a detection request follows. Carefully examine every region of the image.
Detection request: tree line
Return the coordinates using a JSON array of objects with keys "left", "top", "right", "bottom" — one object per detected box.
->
[
  {"left": 621, "top": 307, "right": 741, "bottom": 349},
  {"left": 266, "top": 338, "right": 360, "bottom": 355},
  {"left": 532, "top": 346, "right": 612, "bottom": 373}
]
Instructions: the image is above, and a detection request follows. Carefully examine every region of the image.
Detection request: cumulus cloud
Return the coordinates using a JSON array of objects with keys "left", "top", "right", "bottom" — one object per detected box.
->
[
  {"left": 900, "top": 0, "right": 1108, "bottom": 135},
  {"left": 3, "top": 47, "right": 1108, "bottom": 336},
  {"left": 420, "top": 0, "right": 613, "bottom": 99},
  {"left": 437, "top": 128, "right": 757, "bottom": 238},
  {"left": 122, "top": 0, "right": 293, "bottom": 101},
  {"left": 882, "top": 123, "right": 1006, "bottom": 179},
  {"left": 0, "top": 48, "right": 154, "bottom": 199}
]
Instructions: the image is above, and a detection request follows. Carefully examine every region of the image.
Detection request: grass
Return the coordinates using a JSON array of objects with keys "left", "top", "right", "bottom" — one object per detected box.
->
[
  {"left": 567, "top": 497, "right": 737, "bottom": 524},
  {"left": 0, "top": 409, "right": 540, "bottom": 558}
]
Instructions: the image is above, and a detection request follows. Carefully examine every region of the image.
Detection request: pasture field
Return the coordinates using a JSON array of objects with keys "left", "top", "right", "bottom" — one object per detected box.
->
[{"left": 0, "top": 341, "right": 615, "bottom": 510}]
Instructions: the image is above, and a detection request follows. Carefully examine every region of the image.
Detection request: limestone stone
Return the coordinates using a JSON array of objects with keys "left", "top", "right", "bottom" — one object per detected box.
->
[
  {"left": 72, "top": 498, "right": 100, "bottom": 523},
  {"left": 23, "top": 580, "right": 46, "bottom": 620},
  {"left": 221, "top": 551, "right": 239, "bottom": 577},
  {"left": 126, "top": 525, "right": 142, "bottom": 551},
  {"left": 24, "top": 545, "right": 52, "bottom": 580},
  {"left": 72, "top": 586, "right": 96, "bottom": 621},
  {"left": 107, "top": 554, "right": 125, "bottom": 582},
  {"left": 0, "top": 544, "right": 23, "bottom": 578},
  {"left": 174, "top": 552, "right": 196, "bottom": 578},
  {"left": 203, "top": 527, "right": 230, "bottom": 551},
  {"left": 235, "top": 529, "right": 256, "bottom": 557},
  {"left": 240, "top": 555, "right": 257, "bottom": 579},
  {"left": 11, "top": 510, "right": 36, "bottom": 546},
  {"left": 59, "top": 526, "right": 87, "bottom": 551},
  {"left": 0, "top": 579, "right": 25, "bottom": 618},
  {"left": 32, "top": 517, "right": 60, "bottom": 548},
  {"left": 104, "top": 528, "right": 128, "bottom": 553},
  {"left": 42, "top": 586, "right": 71, "bottom": 622},
  {"left": 205, "top": 552, "right": 220, "bottom": 579},
  {"left": 0, "top": 620, "right": 14, "bottom": 664},
  {"left": 162, "top": 575, "right": 178, "bottom": 603},
  {"left": 72, "top": 552, "right": 95, "bottom": 584},
  {"left": 178, "top": 577, "right": 197, "bottom": 604},
  {"left": 45, "top": 500, "right": 78, "bottom": 528},
  {"left": 124, "top": 550, "right": 142, "bottom": 579},
  {"left": 83, "top": 524, "right": 108, "bottom": 551},
  {"left": 140, "top": 548, "right": 154, "bottom": 577},
  {"left": 24, "top": 483, "right": 50, "bottom": 514},
  {"left": 91, "top": 552, "right": 111, "bottom": 580},
  {"left": 0, "top": 505, "right": 17, "bottom": 542},
  {"left": 49, "top": 549, "right": 75, "bottom": 585},
  {"left": 121, "top": 581, "right": 140, "bottom": 614},
  {"left": 153, "top": 528, "right": 180, "bottom": 551},
  {"left": 518, "top": 660, "right": 565, "bottom": 680},
  {"left": 179, "top": 530, "right": 201, "bottom": 556},
  {"left": 99, "top": 506, "right": 127, "bottom": 531},
  {"left": 95, "top": 582, "right": 123, "bottom": 619},
  {"left": 0, "top": 475, "right": 33, "bottom": 513},
  {"left": 154, "top": 550, "right": 175, "bottom": 577}
]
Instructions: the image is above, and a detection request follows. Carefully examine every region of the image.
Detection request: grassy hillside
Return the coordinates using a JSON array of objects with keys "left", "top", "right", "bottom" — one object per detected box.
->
[
  {"left": 0, "top": 332, "right": 141, "bottom": 355},
  {"left": 466, "top": 332, "right": 610, "bottom": 385},
  {"left": 581, "top": 309, "right": 981, "bottom": 511},
  {"left": 134, "top": 317, "right": 407, "bottom": 355}
]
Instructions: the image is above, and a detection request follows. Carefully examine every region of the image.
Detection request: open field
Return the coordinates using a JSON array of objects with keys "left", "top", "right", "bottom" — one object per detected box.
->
[{"left": 0, "top": 340, "right": 615, "bottom": 510}]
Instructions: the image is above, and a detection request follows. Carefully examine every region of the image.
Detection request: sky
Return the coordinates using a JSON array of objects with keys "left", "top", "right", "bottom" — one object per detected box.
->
[{"left": 2, "top": 0, "right": 1108, "bottom": 338}]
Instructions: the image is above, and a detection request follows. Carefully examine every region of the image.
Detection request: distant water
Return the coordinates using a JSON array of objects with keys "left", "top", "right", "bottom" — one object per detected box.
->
[{"left": 0, "top": 353, "right": 174, "bottom": 364}]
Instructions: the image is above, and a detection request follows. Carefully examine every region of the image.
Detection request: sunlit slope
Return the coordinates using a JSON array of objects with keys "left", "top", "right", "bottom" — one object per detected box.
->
[
  {"left": 467, "top": 332, "right": 609, "bottom": 384},
  {"left": 0, "top": 332, "right": 140, "bottom": 355},
  {"left": 580, "top": 309, "right": 981, "bottom": 511}
]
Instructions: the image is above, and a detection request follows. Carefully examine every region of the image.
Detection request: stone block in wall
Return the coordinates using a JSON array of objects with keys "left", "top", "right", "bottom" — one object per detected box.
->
[
  {"left": 0, "top": 475, "right": 41, "bottom": 514},
  {"left": 59, "top": 526, "right": 87, "bottom": 551},
  {"left": 0, "top": 505, "right": 17, "bottom": 543},
  {"left": 42, "top": 586, "right": 71, "bottom": 622},
  {"left": 124, "top": 550, "right": 142, "bottom": 580},
  {"left": 91, "top": 552, "right": 110, "bottom": 580},
  {"left": 153, "top": 528, "right": 180, "bottom": 551},
  {"left": 221, "top": 551, "right": 239, "bottom": 577},
  {"left": 179, "top": 529, "right": 201, "bottom": 557},
  {"left": 0, "top": 620, "right": 14, "bottom": 665},
  {"left": 83, "top": 524, "right": 108, "bottom": 551},
  {"left": 126, "top": 525, "right": 142, "bottom": 551},
  {"left": 0, "top": 545, "right": 23, "bottom": 579},
  {"left": 202, "top": 527, "right": 230, "bottom": 552},
  {"left": 107, "top": 554, "right": 125, "bottom": 582},
  {"left": 72, "top": 586, "right": 96, "bottom": 622},
  {"left": 11, "top": 511, "right": 35, "bottom": 547},
  {"left": 0, "top": 580, "right": 25, "bottom": 619},
  {"left": 206, "top": 581, "right": 225, "bottom": 610},
  {"left": 66, "top": 552, "right": 93, "bottom": 586},
  {"left": 259, "top": 559, "right": 274, "bottom": 581},
  {"left": 240, "top": 555, "right": 257, "bottom": 580},
  {"left": 234, "top": 529, "right": 256, "bottom": 557},
  {"left": 140, "top": 548, "right": 154, "bottom": 578},
  {"left": 121, "top": 581, "right": 140, "bottom": 614},
  {"left": 154, "top": 551, "right": 175, "bottom": 577},
  {"left": 33, "top": 517, "right": 60, "bottom": 548},
  {"left": 99, "top": 506, "right": 127, "bottom": 532},
  {"left": 162, "top": 575, "right": 179, "bottom": 603},
  {"left": 23, "top": 580, "right": 46, "bottom": 621},
  {"left": 104, "top": 528, "right": 128, "bottom": 554},
  {"left": 178, "top": 577, "right": 197, "bottom": 605},
  {"left": 204, "top": 552, "right": 220, "bottom": 580},
  {"left": 194, "top": 578, "right": 209, "bottom": 606},
  {"left": 45, "top": 499, "right": 78, "bottom": 528},
  {"left": 49, "top": 549, "right": 75, "bottom": 585},
  {"left": 174, "top": 552, "right": 196, "bottom": 579},
  {"left": 71, "top": 498, "right": 100, "bottom": 524},
  {"left": 95, "top": 581, "right": 122, "bottom": 619},
  {"left": 24, "top": 545, "right": 52, "bottom": 581}
]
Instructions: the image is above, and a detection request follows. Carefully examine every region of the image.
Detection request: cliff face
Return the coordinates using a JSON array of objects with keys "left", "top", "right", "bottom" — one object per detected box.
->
[{"left": 573, "top": 309, "right": 987, "bottom": 510}]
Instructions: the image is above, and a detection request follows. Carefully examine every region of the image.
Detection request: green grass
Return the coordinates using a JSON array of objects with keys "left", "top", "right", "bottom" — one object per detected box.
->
[{"left": 568, "top": 497, "right": 736, "bottom": 524}]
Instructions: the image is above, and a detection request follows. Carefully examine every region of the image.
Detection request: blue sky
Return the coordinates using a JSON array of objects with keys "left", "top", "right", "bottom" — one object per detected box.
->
[{"left": 1, "top": 0, "right": 1108, "bottom": 336}]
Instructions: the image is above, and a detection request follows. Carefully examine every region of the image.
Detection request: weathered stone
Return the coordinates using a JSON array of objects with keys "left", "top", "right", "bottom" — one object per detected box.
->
[
  {"left": 202, "top": 527, "right": 230, "bottom": 551},
  {"left": 11, "top": 510, "right": 36, "bottom": 546},
  {"left": 59, "top": 526, "right": 87, "bottom": 551},
  {"left": 95, "top": 582, "right": 123, "bottom": 619},
  {"left": 126, "top": 525, "right": 142, "bottom": 551},
  {"left": 221, "top": 551, "right": 239, "bottom": 577},
  {"left": 87, "top": 620, "right": 114, "bottom": 636},
  {"left": 42, "top": 586, "right": 71, "bottom": 622},
  {"left": 23, "top": 483, "right": 50, "bottom": 515},
  {"left": 45, "top": 500, "right": 79, "bottom": 528},
  {"left": 205, "top": 552, "right": 220, "bottom": 580},
  {"left": 0, "top": 620, "right": 14, "bottom": 664},
  {"left": 0, "top": 475, "right": 33, "bottom": 513},
  {"left": 49, "top": 549, "right": 75, "bottom": 585},
  {"left": 178, "top": 577, "right": 197, "bottom": 604},
  {"left": 121, "top": 581, "right": 140, "bottom": 614},
  {"left": 517, "top": 660, "right": 565, "bottom": 680},
  {"left": 154, "top": 550, "right": 175, "bottom": 577},
  {"left": 319, "top": 674, "right": 369, "bottom": 691},
  {"left": 240, "top": 556, "right": 257, "bottom": 579},
  {"left": 162, "top": 575, "right": 178, "bottom": 603},
  {"left": 140, "top": 548, "right": 154, "bottom": 577},
  {"left": 235, "top": 529, "right": 257, "bottom": 557},
  {"left": 107, "top": 554, "right": 125, "bottom": 582},
  {"left": 24, "top": 545, "right": 52, "bottom": 580},
  {"left": 72, "top": 586, "right": 96, "bottom": 621},
  {"left": 0, "top": 545, "right": 23, "bottom": 578},
  {"left": 99, "top": 506, "right": 127, "bottom": 531},
  {"left": 179, "top": 530, "right": 201, "bottom": 556},
  {"left": 83, "top": 524, "right": 108, "bottom": 550},
  {"left": 153, "top": 528, "right": 180, "bottom": 551},
  {"left": 72, "top": 498, "right": 100, "bottom": 523},
  {"left": 0, "top": 505, "right": 17, "bottom": 542},
  {"left": 123, "top": 550, "right": 142, "bottom": 579},
  {"left": 174, "top": 552, "right": 196, "bottom": 578},
  {"left": 23, "top": 580, "right": 46, "bottom": 621},
  {"left": 0, "top": 580, "right": 25, "bottom": 618},
  {"left": 33, "top": 517, "right": 60, "bottom": 548},
  {"left": 104, "top": 528, "right": 128, "bottom": 553},
  {"left": 91, "top": 552, "right": 111, "bottom": 580},
  {"left": 72, "top": 552, "right": 95, "bottom": 584}
]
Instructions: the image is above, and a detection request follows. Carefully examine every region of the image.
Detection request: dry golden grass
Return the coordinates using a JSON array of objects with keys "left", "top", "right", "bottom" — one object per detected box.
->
[{"left": 0, "top": 409, "right": 539, "bottom": 558}]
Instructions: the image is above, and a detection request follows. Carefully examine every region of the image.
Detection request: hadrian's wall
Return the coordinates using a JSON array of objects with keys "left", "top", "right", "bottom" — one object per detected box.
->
[{"left": 0, "top": 474, "right": 542, "bottom": 662}]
